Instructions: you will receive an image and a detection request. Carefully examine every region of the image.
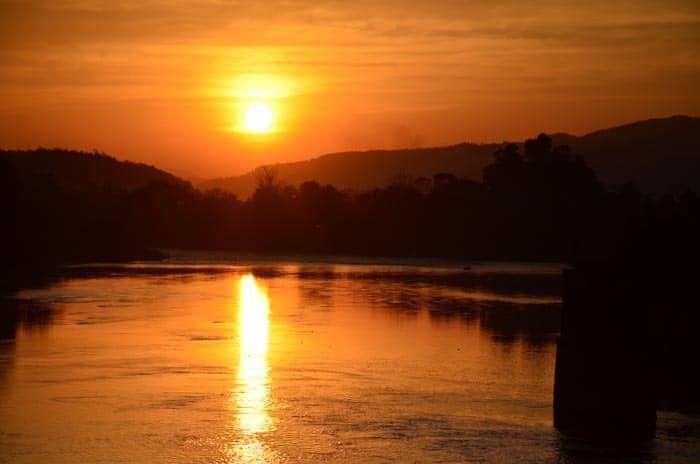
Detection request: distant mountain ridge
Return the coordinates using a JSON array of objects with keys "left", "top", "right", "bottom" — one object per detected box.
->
[
  {"left": 4, "top": 116, "right": 698, "bottom": 198},
  {"left": 199, "top": 143, "right": 498, "bottom": 198},
  {"left": 556, "top": 115, "right": 700, "bottom": 193},
  {"left": 0, "top": 148, "right": 187, "bottom": 192},
  {"left": 200, "top": 115, "right": 700, "bottom": 197}
]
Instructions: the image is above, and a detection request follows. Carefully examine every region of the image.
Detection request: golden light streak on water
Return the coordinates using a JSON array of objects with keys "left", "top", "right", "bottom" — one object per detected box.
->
[{"left": 232, "top": 274, "right": 272, "bottom": 462}]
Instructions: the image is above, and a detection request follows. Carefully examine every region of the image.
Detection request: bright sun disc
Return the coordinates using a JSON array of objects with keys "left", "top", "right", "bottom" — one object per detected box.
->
[{"left": 242, "top": 102, "right": 273, "bottom": 133}]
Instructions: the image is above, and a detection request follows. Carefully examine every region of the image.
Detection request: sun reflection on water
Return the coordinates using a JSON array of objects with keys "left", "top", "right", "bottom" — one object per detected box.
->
[{"left": 231, "top": 274, "right": 273, "bottom": 462}]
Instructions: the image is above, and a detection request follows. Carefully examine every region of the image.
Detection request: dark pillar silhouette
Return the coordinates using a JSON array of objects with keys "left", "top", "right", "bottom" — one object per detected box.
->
[{"left": 553, "top": 265, "right": 658, "bottom": 441}]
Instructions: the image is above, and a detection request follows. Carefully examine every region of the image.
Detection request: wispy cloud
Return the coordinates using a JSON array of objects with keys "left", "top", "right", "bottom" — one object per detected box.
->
[{"left": 0, "top": 0, "right": 698, "bottom": 174}]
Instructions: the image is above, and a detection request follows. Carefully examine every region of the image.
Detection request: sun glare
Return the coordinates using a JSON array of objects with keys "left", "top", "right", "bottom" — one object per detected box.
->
[{"left": 242, "top": 102, "right": 274, "bottom": 133}]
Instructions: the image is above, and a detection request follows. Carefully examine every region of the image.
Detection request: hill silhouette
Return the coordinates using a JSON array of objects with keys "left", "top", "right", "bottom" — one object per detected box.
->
[
  {"left": 200, "top": 143, "right": 499, "bottom": 198},
  {"left": 559, "top": 115, "right": 700, "bottom": 192},
  {"left": 0, "top": 148, "right": 187, "bottom": 193},
  {"left": 3, "top": 132, "right": 699, "bottom": 292},
  {"left": 200, "top": 115, "right": 700, "bottom": 197}
]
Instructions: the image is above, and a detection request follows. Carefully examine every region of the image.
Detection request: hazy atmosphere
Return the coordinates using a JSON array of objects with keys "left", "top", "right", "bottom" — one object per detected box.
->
[{"left": 1, "top": 0, "right": 699, "bottom": 176}]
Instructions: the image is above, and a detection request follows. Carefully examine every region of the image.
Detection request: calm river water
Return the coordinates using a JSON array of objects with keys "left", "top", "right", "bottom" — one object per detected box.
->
[{"left": 1, "top": 257, "right": 698, "bottom": 463}]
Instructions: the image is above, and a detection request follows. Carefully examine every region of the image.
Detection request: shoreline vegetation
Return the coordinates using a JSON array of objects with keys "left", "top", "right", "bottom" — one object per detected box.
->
[{"left": 3, "top": 133, "right": 698, "bottom": 273}]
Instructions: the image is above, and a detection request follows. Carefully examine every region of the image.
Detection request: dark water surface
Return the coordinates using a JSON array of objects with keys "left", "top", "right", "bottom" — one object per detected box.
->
[{"left": 0, "top": 258, "right": 698, "bottom": 463}]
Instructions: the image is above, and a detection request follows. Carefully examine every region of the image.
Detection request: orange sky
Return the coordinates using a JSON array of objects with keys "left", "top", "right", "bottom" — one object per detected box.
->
[{"left": 1, "top": 0, "right": 699, "bottom": 178}]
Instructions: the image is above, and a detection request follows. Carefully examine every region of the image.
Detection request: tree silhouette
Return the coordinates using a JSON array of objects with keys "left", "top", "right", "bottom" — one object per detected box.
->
[{"left": 1, "top": 136, "right": 694, "bottom": 271}]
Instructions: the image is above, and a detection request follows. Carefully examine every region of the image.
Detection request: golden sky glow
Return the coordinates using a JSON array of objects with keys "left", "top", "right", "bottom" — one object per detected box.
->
[{"left": 0, "top": 1, "right": 699, "bottom": 177}]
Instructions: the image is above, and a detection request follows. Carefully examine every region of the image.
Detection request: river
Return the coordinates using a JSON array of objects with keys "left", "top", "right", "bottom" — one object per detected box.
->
[{"left": 0, "top": 257, "right": 698, "bottom": 463}]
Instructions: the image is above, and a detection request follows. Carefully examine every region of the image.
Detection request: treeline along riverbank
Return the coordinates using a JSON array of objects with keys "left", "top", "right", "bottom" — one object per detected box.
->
[{"left": 1, "top": 134, "right": 699, "bottom": 276}]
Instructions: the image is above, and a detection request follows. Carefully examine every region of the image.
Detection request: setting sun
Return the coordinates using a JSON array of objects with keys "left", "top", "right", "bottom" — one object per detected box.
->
[{"left": 242, "top": 102, "right": 274, "bottom": 133}]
